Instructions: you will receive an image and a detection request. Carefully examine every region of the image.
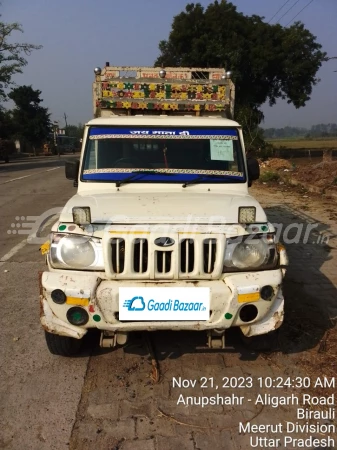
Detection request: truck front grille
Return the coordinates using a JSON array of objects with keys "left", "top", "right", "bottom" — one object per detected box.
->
[{"left": 107, "top": 234, "right": 223, "bottom": 279}]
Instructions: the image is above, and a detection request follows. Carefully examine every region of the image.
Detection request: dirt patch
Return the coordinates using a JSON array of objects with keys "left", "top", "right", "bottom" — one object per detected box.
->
[
  {"left": 259, "top": 158, "right": 293, "bottom": 171},
  {"left": 294, "top": 160, "right": 337, "bottom": 190},
  {"left": 259, "top": 158, "right": 337, "bottom": 197}
]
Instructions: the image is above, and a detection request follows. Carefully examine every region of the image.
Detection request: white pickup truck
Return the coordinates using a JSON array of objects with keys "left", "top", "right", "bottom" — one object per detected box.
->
[{"left": 40, "top": 66, "right": 288, "bottom": 356}]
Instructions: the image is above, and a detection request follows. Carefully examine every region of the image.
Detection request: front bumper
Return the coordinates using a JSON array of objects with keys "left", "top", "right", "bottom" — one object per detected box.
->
[{"left": 40, "top": 269, "right": 285, "bottom": 339}]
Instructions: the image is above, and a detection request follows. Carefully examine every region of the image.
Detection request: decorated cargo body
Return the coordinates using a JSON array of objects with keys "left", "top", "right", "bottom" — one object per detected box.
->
[{"left": 39, "top": 65, "right": 288, "bottom": 355}]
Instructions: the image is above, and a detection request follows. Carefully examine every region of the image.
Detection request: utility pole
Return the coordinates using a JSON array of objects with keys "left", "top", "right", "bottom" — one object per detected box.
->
[
  {"left": 53, "top": 121, "right": 59, "bottom": 156},
  {"left": 63, "top": 113, "right": 68, "bottom": 130}
]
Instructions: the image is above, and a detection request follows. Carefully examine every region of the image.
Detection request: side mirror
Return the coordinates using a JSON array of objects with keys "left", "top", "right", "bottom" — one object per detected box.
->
[
  {"left": 247, "top": 157, "right": 260, "bottom": 187},
  {"left": 65, "top": 160, "right": 80, "bottom": 187}
]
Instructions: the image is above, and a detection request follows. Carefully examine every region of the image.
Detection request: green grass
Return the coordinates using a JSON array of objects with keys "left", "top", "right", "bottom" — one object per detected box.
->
[
  {"left": 267, "top": 138, "right": 337, "bottom": 150},
  {"left": 259, "top": 171, "right": 280, "bottom": 182}
]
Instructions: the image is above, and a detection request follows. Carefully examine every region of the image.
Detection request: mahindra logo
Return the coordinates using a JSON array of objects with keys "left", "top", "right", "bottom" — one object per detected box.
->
[{"left": 154, "top": 237, "right": 175, "bottom": 247}]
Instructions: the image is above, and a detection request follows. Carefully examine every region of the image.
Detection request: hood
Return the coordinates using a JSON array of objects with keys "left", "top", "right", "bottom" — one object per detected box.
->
[{"left": 59, "top": 191, "right": 267, "bottom": 224}]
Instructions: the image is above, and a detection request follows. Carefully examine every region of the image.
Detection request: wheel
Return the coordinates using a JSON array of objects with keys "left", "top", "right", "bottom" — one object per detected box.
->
[
  {"left": 44, "top": 330, "right": 82, "bottom": 356},
  {"left": 240, "top": 329, "right": 280, "bottom": 352},
  {"left": 4, "top": 155, "right": 9, "bottom": 163}
]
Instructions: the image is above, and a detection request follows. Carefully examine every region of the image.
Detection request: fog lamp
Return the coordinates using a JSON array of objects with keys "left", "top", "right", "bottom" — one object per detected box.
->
[
  {"left": 66, "top": 307, "right": 89, "bottom": 326},
  {"left": 239, "top": 207, "right": 256, "bottom": 224},
  {"left": 51, "top": 289, "right": 66, "bottom": 304},
  {"left": 72, "top": 207, "right": 91, "bottom": 225},
  {"left": 239, "top": 304, "right": 258, "bottom": 322},
  {"left": 260, "top": 285, "right": 274, "bottom": 301}
]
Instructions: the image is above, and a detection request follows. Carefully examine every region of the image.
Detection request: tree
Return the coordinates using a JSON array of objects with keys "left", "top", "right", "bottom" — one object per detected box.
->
[
  {"left": 235, "top": 105, "right": 264, "bottom": 150},
  {"left": 64, "top": 123, "right": 84, "bottom": 140},
  {"left": 155, "top": 1, "right": 326, "bottom": 117},
  {"left": 9, "top": 85, "right": 51, "bottom": 153},
  {"left": 0, "top": 108, "right": 14, "bottom": 139},
  {"left": 0, "top": 14, "right": 42, "bottom": 102}
]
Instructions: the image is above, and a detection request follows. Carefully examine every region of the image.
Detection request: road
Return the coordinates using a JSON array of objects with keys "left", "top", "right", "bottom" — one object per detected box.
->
[{"left": 0, "top": 157, "right": 336, "bottom": 450}]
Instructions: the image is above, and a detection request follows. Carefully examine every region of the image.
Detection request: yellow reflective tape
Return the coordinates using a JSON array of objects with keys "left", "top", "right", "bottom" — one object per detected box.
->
[
  {"left": 40, "top": 242, "right": 50, "bottom": 255},
  {"left": 238, "top": 292, "right": 260, "bottom": 303},
  {"left": 66, "top": 297, "right": 89, "bottom": 306}
]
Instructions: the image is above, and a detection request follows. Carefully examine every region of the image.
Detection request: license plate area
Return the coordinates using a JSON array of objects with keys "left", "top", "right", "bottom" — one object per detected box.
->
[{"left": 119, "top": 287, "right": 210, "bottom": 321}]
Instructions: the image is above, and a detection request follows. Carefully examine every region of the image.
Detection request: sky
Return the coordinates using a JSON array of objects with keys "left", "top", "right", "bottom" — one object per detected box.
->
[{"left": 2, "top": 0, "right": 337, "bottom": 129}]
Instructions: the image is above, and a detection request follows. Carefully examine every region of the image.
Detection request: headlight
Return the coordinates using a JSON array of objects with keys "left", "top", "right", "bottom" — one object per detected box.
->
[
  {"left": 49, "top": 233, "right": 104, "bottom": 270},
  {"left": 72, "top": 207, "right": 91, "bottom": 225},
  {"left": 233, "top": 239, "right": 268, "bottom": 268},
  {"left": 223, "top": 234, "right": 278, "bottom": 271}
]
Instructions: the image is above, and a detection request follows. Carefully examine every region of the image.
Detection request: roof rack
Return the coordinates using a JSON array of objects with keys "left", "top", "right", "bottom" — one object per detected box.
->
[{"left": 93, "top": 65, "right": 235, "bottom": 118}]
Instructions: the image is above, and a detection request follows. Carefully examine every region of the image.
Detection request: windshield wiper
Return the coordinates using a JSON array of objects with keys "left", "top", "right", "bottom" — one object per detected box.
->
[
  {"left": 116, "top": 170, "right": 173, "bottom": 187},
  {"left": 182, "top": 174, "right": 241, "bottom": 188}
]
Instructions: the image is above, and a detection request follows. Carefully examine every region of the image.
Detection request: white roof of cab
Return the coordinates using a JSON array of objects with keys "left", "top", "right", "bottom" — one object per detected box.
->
[{"left": 86, "top": 116, "right": 240, "bottom": 127}]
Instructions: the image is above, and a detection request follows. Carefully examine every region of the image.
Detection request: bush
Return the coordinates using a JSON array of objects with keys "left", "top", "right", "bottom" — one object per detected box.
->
[
  {"left": 256, "top": 142, "right": 275, "bottom": 160},
  {"left": 259, "top": 171, "right": 280, "bottom": 182},
  {"left": 0, "top": 139, "right": 16, "bottom": 154},
  {"left": 0, "top": 139, "right": 16, "bottom": 161}
]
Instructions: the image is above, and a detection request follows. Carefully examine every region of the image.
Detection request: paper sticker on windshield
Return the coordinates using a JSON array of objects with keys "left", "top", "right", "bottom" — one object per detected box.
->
[{"left": 210, "top": 140, "right": 234, "bottom": 161}]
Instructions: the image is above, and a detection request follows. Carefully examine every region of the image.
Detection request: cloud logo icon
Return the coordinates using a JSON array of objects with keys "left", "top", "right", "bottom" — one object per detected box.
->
[{"left": 123, "top": 296, "right": 146, "bottom": 311}]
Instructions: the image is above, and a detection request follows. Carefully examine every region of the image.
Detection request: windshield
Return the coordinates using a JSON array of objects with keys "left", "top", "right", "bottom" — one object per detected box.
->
[{"left": 82, "top": 126, "right": 245, "bottom": 183}]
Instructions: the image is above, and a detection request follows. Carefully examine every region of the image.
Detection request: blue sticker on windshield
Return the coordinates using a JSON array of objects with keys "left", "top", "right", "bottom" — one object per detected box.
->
[{"left": 89, "top": 127, "right": 238, "bottom": 139}]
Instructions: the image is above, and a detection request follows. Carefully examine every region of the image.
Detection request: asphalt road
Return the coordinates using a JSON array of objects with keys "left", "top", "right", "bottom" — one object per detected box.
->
[
  {"left": 0, "top": 157, "right": 336, "bottom": 450},
  {"left": 0, "top": 156, "right": 86, "bottom": 450}
]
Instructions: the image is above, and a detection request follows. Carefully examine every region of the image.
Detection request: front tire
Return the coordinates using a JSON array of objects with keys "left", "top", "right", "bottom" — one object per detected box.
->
[{"left": 45, "top": 331, "right": 82, "bottom": 356}]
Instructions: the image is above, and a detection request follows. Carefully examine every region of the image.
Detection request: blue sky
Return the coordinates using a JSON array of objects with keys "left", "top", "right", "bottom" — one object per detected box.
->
[{"left": 2, "top": 0, "right": 337, "bottom": 128}]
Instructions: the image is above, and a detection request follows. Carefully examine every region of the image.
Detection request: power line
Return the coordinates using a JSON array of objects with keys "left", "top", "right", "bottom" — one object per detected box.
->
[
  {"left": 285, "top": 0, "right": 315, "bottom": 26},
  {"left": 276, "top": 0, "right": 301, "bottom": 24},
  {"left": 268, "top": 0, "right": 292, "bottom": 23}
]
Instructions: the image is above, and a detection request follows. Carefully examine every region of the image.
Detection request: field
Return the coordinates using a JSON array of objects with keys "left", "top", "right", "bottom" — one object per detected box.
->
[{"left": 267, "top": 137, "right": 337, "bottom": 149}]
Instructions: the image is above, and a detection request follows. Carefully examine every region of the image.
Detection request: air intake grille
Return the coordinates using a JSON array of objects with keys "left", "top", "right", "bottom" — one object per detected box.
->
[
  {"left": 180, "top": 239, "right": 195, "bottom": 273},
  {"left": 156, "top": 251, "right": 172, "bottom": 274},
  {"left": 133, "top": 239, "right": 148, "bottom": 273},
  {"left": 203, "top": 238, "right": 217, "bottom": 274},
  {"left": 111, "top": 238, "right": 125, "bottom": 273}
]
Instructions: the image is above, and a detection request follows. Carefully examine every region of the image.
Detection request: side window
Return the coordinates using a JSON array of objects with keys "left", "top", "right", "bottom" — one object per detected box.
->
[{"left": 84, "top": 140, "right": 97, "bottom": 170}]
